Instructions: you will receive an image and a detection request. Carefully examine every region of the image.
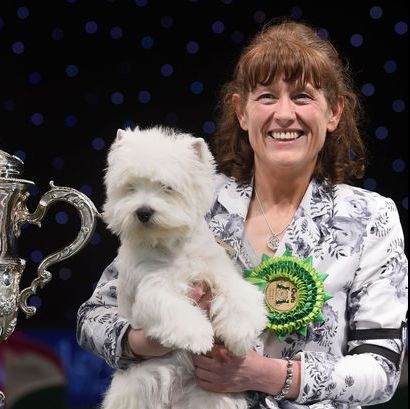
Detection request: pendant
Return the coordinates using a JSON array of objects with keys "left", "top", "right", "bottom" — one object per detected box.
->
[{"left": 267, "top": 235, "right": 280, "bottom": 251}]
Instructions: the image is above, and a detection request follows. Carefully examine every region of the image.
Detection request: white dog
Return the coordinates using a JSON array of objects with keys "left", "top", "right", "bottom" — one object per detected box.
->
[{"left": 101, "top": 126, "right": 267, "bottom": 409}]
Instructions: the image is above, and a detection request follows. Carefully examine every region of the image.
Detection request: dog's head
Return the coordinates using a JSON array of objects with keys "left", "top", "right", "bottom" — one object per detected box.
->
[{"left": 103, "top": 126, "right": 216, "bottom": 246}]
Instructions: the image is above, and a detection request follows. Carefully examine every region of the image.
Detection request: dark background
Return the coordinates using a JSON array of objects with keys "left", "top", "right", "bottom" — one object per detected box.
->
[{"left": 0, "top": 1, "right": 407, "bottom": 408}]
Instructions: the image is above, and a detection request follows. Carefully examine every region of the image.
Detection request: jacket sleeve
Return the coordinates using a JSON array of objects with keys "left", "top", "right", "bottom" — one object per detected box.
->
[
  {"left": 296, "top": 197, "right": 408, "bottom": 406},
  {"left": 76, "top": 260, "right": 132, "bottom": 369}
]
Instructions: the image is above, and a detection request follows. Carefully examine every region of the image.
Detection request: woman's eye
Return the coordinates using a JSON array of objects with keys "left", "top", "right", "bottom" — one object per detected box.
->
[
  {"left": 294, "top": 93, "right": 313, "bottom": 101},
  {"left": 258, "top": 93, "right": 275, "bottom": 100}
]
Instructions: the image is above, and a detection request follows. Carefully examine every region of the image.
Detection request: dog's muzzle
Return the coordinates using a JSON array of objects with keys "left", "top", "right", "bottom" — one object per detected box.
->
[{"left": 136, "top": 206, "right": 155, "bottom": 223}]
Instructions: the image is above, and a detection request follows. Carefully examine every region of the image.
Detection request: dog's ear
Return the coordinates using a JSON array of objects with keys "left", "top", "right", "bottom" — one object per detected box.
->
[
  {"left": 116, "top": 129, "right": 125, "bottom": 141},
  {"left": 192, "top": 138, "right": 209, "bottom": 162}
]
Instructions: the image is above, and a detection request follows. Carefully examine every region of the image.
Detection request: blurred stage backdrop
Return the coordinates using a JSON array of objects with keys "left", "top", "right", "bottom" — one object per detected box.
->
[{"left": 0, "top": 1, "right": 407, "bottom": 408}]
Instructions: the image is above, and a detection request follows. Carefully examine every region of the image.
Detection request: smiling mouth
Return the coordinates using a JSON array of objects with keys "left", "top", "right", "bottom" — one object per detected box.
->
[{"left": 267, "top": 131, "right": 304, "bottom": 141}]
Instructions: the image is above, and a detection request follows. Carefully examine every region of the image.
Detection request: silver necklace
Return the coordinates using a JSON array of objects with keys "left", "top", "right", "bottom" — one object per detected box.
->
[{"left": 255, "top": 189, "right": 289, "bottom": 251}]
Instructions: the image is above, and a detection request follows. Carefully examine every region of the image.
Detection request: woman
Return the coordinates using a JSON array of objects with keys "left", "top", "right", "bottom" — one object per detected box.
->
[{"left": 77, "top": 20, "right": 407, "bottom": 408}]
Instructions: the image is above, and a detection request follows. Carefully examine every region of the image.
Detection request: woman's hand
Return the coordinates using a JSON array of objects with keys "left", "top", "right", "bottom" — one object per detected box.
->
[{"left": 127, "top": 328, "right": 172, "bottom": 358}]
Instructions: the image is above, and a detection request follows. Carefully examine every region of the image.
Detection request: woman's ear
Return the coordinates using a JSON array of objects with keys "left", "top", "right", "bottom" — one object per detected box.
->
[
  {"left": 232, "top": 93, "right": 248, "bottom": 131},
  {"left": 327, "top": 96, "right": 344, "bottom": 133}
]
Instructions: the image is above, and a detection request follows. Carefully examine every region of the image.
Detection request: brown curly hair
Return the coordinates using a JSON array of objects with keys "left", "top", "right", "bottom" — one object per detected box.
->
[{"left": 211, "top": 20, "right": 366, "bottom": 185}]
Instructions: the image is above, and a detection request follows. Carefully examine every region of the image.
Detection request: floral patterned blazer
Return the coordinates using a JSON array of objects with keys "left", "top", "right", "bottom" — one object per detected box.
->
[{"left": 77, "top": 174, "right": 407, "bottom": 409}]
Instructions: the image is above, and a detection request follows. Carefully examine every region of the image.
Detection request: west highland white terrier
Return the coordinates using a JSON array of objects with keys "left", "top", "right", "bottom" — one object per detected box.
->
[{"left": 101, "top": 126, "right": 267, "bottom": 409}]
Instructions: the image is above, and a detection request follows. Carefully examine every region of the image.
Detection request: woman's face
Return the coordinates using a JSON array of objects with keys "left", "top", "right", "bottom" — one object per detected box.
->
[{"left": 234, "top": 78, "right": 343, "bottom": 177}]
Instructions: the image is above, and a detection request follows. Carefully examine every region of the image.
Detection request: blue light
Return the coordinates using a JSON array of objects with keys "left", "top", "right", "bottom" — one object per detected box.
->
[
  {"left": 361, "top": 83, "right": 375, "bottom": 97},
  {"left": 52, "top": 157, "right": 65, "bottom": 170},
  {"left": 92, "top": 137, "right": 105, "bottom": 150},
  {"left": 317, "top": 28, "right": 330, "bottom": 40},
  {"left": 253, "top": 10, "right": 267, "bottom": 24},
  {"left": 160, "top": 64, "right": 174, "bottom": 77},
  {"left": 28, "top": 295, "right": 42, "bottom": 308},
  {"left": 231, "top": 31, "right": 245, "bottom": 44},
  {"left": 31, "top": 113, "right": 44, "bottom": 126},
  {"left": 161, "top": 16, "right": 174, "bottom": 28},
  {"left": 402, "top": 196, "right": 408, "bottom": 210},
  {"left": 56, "top": 211, "right": 69, "bottom": 225},
  {"left": 91, "top": 232, "right": 102, "bottom": 245},
  {"left": 138, "top": 90, "right": 151, "bottom": 103},
  {"left": 369, "top": 6, "right": 383, "bottom": 19},
  {"left": 202, "top": 121, "right": 216, "bottom": 134},
  {"left": 135, "top": 0, "right": 148, "bottom": 6},
  {"left": 14, "top": 150, "right": 26, "bottom": 161},
  {"left": 3, "top": 99, "right": 16, "bottom": 112},
  {"left": 64, "top": 115, "right": 78, "bottom": 127},
  {"left": 141, "top": 36, "right": 154, "bottom": 49},
  {"left": 392, "top": 159, "right": 406, "bottom": 172},
  {"left": 30, "top": 250, "right": 44, "bottom": 263},
  {"left": 11, "top": 41, "right": 25, "bottom": 55},
  {"left": 110, "top": 26, "right": 123, "bottom": 39},
  {"left": 80, "top": 185, "right": 93, "bottom": 196},
  {"left": 51, "top": 27, "right": 64, "bottom": 41},
  {"left": 290, "top": 6, "right": 303, "bottom": 19},
  {"left": 66, "top": 64, "right": 79, "bottom": 78},
  {"left": 111, "top": 91, "right": 124, "bottom": 105},
  {"left": 363, "top": 177, "right": 377, "bottom": 191},
  {"left": 28, "top": 185, "right": 39, "bottom": 197},
  {"left": 212, "top": 21, "right": 225, "bottom": 34},
  {"left": 186, "top": 41, "right": 199, "bottom": 54},
  {"left": 0, "top": 17, "right": 4, "bottom": 30},
  {"left": 17, "top": 6, "right": 30, "bottom": 20},
  {"left": 190, "top": 81, "right": 204, "bottom": 95},
  {"left": 350, "top": 34, "right": 364, "bottom": 47},
  {"left": 28, "top": 71, "right": 42, "bottom": 85},
  {"left": 392, "top": 99, "right": 406, "bottom": 113},
  {"left": 395, "top": 21, "right": 408, "bottom": 35},
  {"left": 375, "top": 126, "right": 389, "bottom": 140},
  {"left": 85, "top": 21, "right": 98, "bottom": 34},
  {"left": 383, "top": 60, "right": 397, "bottom": 73},
  {"left": 221, "top": 0, "right": 233, "bottom": 4}
]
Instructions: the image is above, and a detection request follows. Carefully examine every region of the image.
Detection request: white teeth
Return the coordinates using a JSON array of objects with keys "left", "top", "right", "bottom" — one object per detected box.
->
[{"left": 269, "top": 131, "right": 300, "bottom": 140}]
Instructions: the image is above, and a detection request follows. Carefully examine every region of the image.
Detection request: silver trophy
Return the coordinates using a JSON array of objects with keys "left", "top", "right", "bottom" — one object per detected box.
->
[{"left": 0, "top": 149, "right": 99, "bottom": 404}]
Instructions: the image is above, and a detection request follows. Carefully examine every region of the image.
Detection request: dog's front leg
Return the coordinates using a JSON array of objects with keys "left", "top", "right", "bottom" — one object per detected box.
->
[{"left": 132, "top": 275, "right": 214, "bottom": 354}]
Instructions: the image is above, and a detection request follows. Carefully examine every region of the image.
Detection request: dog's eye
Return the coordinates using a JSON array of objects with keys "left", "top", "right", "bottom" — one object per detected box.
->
[
  {"left": 161, "top": 184, "right": 174, "bottom": 193},
  {"left": 127, "top": 184, "right": 136, "bottom": 192}
]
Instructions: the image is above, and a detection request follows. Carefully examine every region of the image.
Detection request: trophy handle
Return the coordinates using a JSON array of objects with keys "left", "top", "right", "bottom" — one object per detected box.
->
[{"left": 18, "top": 181, "right": 100, "bottom": 317}]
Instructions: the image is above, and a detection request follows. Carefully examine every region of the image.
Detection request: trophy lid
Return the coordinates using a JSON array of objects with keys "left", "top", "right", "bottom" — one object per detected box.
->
[{"left": 0, "top": 150, "right": 24, "bottom": 178}]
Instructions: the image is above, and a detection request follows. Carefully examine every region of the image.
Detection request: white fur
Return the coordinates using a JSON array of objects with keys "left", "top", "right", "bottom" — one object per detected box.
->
[{"left": 102, "top": 126, "right": 267, "bottom": 409}]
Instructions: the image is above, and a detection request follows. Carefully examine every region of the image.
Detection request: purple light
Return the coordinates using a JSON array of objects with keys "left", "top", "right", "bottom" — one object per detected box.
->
[
  {"left": 85, "top": 21, "right": 98, "bottom": 34},
  {"left": 0, "top": 17, "right": 4, "bottom": 30},
  {"left": 165, "top": 112, "right": 179, "bottom": 124},
  {"left": 110, "top": 26, "right": 123, "bottom": 39},
  {"left": 202, "top": 121, "right": 216, "bottom": 134},
  {"left": 80, "top": 185, "right": 93, "bottom": 196},
  {"left": 28, "top": 71, "right": 42, "bottom": 85},
  {"left": 160, "top": 64, "right": 174, "bottom": 77},
  {"left": 363, "top": 177, "right": 377, "bottom": 191},
  {"left": 212, "top": 21, "right": 225, "bottom": 34},
  {"left": 402, "top": 197, "right": 408, "bottom": 210},
  {"left": 186, "top": 41, "right": 199, "bottom": 54},
  {"left": 65, "top": 64, "right": 79, "bottom": 78},
  {"left": 52, "top": 157, "right": 65, "bottom": 170},
  {"left": 11, "top": 41, "right": 25, "bottom": 55},
  {"left": 361, "top": 83, "right": 375, "bottom": 97},
  {"left": 138, "top": 90, "right": 151, "bottom": 103},
  {"left": 111, "top": 91, "right": 125, "bottom": 105},
  {"left": 394, "top": 21, "right": 408, "bottom": 35},
  {"left": 28, "top": 295, "right": 42, "bottom": 308},
  {"left": 31, "top": 113, "right": 44, "bottom": 126},
  {"left": 317, "top": 28, "right": 330, "bottom": 40},
  {"left": 231, "top": 31, "right": 245, "bottom": 44},
  {"left": 17, "top": 6, "right": 30, "bottom": 20},
  {"left": 85, "top": 93, "right": 100, "bottom": 105},
  {"left": 350, "top": 34, "right": 364, "bottom": 47},
  {"left": 30, "top": 250, "right": 44, "bottom": 263},
  {"left": 91, "top": 232, "right": 102, "bottom": 245},
  {"left": 384, "top": 60, "right": 397, "bottom": 73},
  {"left": 135, "top": 0, "right": 148, "bottom": 6},
  {"left": 56, "top": 211, "right": 69, "bottom": 225},
  {"left": 161, "top": 16, "right": 174, "bottom": 28},
  {"left": 253, "top": 10, "right": 267, "bottom": 24},
  {"left": 51, "top": 27, "right": 64, "bottom": 41},
  {"left": 14, "top": 150, "right": 26, "bottom": 161},
  {"left": 64, "top": 115, "right": 78, "bottom": 127},
  {"left": 392, "top": 99, "right": 406, "bottom": 113},
  {"left": 375, "top": 126, "right": 389, "bottom": 140},
  {"left": 392, "top": 159, "right": 406, "bottom": 172},
  {"left": 289, "top": 6, "right": 303, "bottom": 19},
  {"left": 92, "top": 137, "right": 106, "bottom": 150},
  {"left": 59, "top": 267, "right": 72, "bottom": 280},
  {"left": 369, "top": 6, "right": 383, "bottom": 19}
]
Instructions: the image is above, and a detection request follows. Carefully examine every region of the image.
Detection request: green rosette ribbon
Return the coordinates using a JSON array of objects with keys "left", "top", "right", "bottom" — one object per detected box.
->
[{"left": 244, "top": 249, "right": 332, "bottom": 341}]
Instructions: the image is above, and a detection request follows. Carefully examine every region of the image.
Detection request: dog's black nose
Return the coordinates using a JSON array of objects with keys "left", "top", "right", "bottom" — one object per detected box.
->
[{"left": 136, "top": 207, "right": 154, "bottom": 223}]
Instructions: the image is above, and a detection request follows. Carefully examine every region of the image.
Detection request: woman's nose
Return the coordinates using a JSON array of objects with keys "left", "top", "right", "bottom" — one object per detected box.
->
[{"left": 273, "top": 97, "right": 296, "bottom": 124}]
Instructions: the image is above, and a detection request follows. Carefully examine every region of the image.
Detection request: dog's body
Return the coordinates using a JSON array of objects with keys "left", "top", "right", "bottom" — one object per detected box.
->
[{"left": 102, "top": 127, "right": 267, "bottom": 409}]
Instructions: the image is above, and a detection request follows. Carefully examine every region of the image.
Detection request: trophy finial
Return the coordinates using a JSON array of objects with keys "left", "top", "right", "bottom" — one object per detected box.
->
[{"left": 0, "top": 150, "right": 24, "bottom": 178}]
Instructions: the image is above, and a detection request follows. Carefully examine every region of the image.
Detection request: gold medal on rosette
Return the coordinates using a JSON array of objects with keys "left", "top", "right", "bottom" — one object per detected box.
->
[{"left": 244, "top": 249, "right": 333, "bottom": 340}]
